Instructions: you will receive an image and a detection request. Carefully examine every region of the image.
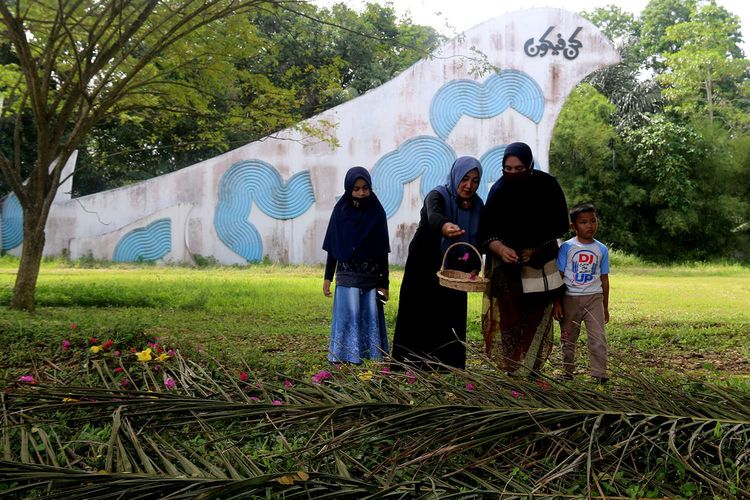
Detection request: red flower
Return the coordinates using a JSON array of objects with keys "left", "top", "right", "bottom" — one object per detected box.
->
[
  {"left": 240, "top": 372, "right": 249, "bottom": 382},
  {"left": 102, "top": 339, "right": 114, "bottom": 351},
  {"left": 71, "top": 322, "right": 77, "bottom": 330},
  {"left": 88, "top": 337, "right": 99, "bottom": 344}
]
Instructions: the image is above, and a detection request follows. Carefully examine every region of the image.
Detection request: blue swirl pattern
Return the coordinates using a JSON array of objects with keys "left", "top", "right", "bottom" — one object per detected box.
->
[
  {"left": 430, "top": 70, "right": 545, "bottom": 139},
  {"left": 478, "top": 146, "right": 507, "bottom": 200},
  {"left": 1, "top": 193, "right": 23, "bottom": 251},
  {"left": 214, "top": 160, "right": 315, "bottom": 262},
  {"left": 112, "top": 218, "right": 172, "bottom": 262},
  {"left": 371, "top": 136, "right": 456, "bottom": 218}
]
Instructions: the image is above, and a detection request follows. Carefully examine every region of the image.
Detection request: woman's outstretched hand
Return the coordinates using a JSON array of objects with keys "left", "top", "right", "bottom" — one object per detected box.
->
[{"left": 442, "top": 222, "right": 465, "bottom": 239}]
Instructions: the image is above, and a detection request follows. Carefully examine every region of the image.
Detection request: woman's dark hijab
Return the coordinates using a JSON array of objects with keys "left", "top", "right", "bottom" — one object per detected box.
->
[
  {"left": 487, "top": 142, "right": 534, "bottom": 198},
  {"left": 322, "top": 167, "right": 390, "bottom": 262},
  {"left": 434, "top": 156, "right": 484, "bottom": 253}
]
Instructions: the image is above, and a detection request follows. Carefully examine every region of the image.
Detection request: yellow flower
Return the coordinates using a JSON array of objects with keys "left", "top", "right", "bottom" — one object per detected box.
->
[
  {"left": 357, "top": 370, "right": 374, "bottom": 381},
  {"left": 156, "top": 352, "right": 171, "bottom": 363},
  {"left": 62, "top": 397, "right": 79, "bottom": 403},
  {"left": 135, "top": 348, "right": 152, "bottom": 362},
  {"left": 90, "top": 345, "right": 103, "bottom": 353}
]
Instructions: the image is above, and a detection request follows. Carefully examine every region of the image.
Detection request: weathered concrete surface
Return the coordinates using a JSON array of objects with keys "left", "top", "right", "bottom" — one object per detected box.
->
[{"left": 3, "top": 8, "right": 619, "bottom": 265}]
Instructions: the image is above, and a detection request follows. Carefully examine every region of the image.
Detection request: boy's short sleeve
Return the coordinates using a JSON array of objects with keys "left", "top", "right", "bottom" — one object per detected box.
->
[
  {"left": 557, "top": 242, "right": 569, "bottom": 272},
  {"left": 599, "top": 242, "right": 610, "bottom": 274}
]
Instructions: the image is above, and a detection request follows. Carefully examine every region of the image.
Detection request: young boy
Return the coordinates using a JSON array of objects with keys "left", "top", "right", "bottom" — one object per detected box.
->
[{"left": 553, "top": 203, "right": 610, "bottom": 383}]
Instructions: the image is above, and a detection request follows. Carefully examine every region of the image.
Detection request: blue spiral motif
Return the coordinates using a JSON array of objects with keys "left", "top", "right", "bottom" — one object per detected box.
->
[
  {"left": 430, "top": 70, "right": 545, "bottom": 139},
  {"left": 112, "top": 218, "right": 172, "bottom": 262},
  {"left": 214, "top": 160, "right": 315, "bottom": 262},
  {"left": 1, "top": 193, "right": 23, "bottom": 251},
  {"left": 371, "top": 136, "right": 457, "bottom": 218},
  {"left": 478, "top": 146, "right": 507, "bottom": 200}
]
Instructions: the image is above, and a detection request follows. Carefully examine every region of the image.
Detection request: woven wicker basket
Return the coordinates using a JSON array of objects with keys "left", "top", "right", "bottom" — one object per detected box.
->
[{"left": 436, "top": 242, "right": 489, "bottom": 293}]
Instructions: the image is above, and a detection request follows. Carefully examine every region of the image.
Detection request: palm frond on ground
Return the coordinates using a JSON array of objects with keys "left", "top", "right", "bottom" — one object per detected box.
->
[{"left": 1, "top": 352, "right": 748, "bottom": 498}]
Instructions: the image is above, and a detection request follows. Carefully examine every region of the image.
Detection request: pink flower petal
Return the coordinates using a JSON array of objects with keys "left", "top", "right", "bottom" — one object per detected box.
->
[
  {"left": 466, "top": 383, "right": 475, "bottom": 391},
  {"left": 272, "top": 400, "right": 283, "bottom": 406},
  {"left": 18, "top": 375, "right": 35, "bottom": 384},
  {"left": 164, "top": 378, "right": 176, "bottom": 390},
  {"left": 62, "top": 340, "right": 71, "bottom": 351}
]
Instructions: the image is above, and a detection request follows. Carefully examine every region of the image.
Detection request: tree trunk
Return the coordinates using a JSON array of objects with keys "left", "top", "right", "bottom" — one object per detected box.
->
[{"left": 10, "top": 207, "right": 47, "bottom": 311}]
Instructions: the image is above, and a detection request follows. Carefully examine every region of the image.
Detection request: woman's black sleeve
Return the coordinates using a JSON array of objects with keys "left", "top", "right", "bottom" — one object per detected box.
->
[
  {"left": 376, "top": 254, "right": 389, "bottom": 289},
  {"left": 424, "top": 190, "right": 449, "bottom": 231},
  {"left": 324, "top": 252, "right": 336, "bottom": 281}
]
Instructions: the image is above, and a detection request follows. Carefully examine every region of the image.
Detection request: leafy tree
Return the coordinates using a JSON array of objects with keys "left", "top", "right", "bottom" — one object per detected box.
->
[
  {"left": 0, "top": 0, "right": 319, "bottom": 311},
  {"left": 657, "top": 1, "right": 748, "bottom": 130},
  {"left": 640, "top": 0, "right": 697, "bottom": 72},
  {"left": 621, "top": 114, "right": 748, "bottom": 260},
  {"left": 582, "top": 6, "right": 663, "bottom": 130},
  {"left": 71, "top": 2, "right": 440, "bottom": 195},
  {"left": 550, "top": 84, "right": 642, "bottom": 251}
]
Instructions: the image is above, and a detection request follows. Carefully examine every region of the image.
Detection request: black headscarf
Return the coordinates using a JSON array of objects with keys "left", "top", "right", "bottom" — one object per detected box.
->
[
  {"left": 322, "top": 167, "right": 390, "bottom": 262},
  {"left": 487, "top": 142, "right": 535, "bottom": 199},
  {"left": 480, "top": 143, "right": 568, "bottom": 251},
  {"left": 434, "top": 156, "right": 484, "bottom": 253}
]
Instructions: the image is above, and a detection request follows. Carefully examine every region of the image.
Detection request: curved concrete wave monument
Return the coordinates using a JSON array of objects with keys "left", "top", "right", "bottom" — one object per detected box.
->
[{"left": 0, "top": 8, "right": 620, "bottom": 265}]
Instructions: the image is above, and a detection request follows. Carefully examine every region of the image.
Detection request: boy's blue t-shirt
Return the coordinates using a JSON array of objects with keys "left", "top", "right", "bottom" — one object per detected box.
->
[{"left": 557, "top": 237, "right": 609, "bottom": 296}]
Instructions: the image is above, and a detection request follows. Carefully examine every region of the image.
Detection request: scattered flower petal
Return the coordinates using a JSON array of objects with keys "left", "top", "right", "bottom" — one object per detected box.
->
[
  {"left": 102, "top": 339, "right": 114, "bottom": 351},
  {"left": 61, "top": 340, "right": 71, "bottom": 351},
  {"left": 511, "top": 390, "right": 524, "bottom": 398},
  {"left": 358, "top": 370, "right": 374, "bottom": 381},
  {"left": 156, "top": 352, "right": 171, "bottom": 363},
  {"left": 240, "top": 371, "right": 249, "bottom": 382},
  {"left": 283, "top": 379, "right": 294, "bottom": 388},
  {"left": 62, "top": 397, "right": 78, "bottom": 403},
  {"left": 88, "top": 337, "right": 98, "bottom": 344},
  {"left": 380, "top": 366, "right": 391, "bottom": 374},
  {"left": 90, "top": 345, "right": 102, "bottom": 354},
  {"left": 113, "top": 350, "right": 121, "bottom": 357},
  {"left": 249, "top": 396, "right": 260, "bottom": 402},
  {"left": 71, "top": 322, "right": 77, "bottom": 330},
  {"left": 406, "top": 370, "right": 416, "bottom": 385},
  {"left": 114, "top": 367, "right": 124, "bottom": 373},
  {"left": 466, "top": 383, "right": 475, "bottom": 391},
  {"left": 167, "top": 349, "right": 176, "bottom": 357},
  {"left": 311, "top": 370, "right": 333, "bottom": 384},
  {"left": 121, "top": 378, "right": 129, "bottom": 387},
  {"left": 18, "top": 375, "right": 35, "bottom": 384},
  {"left": 535, "top": 379, "right": 551, "bottom": 390},
  {"left": 135, "top": 348, "right": 152, "bottom": 362},
  {"left": 152, "top": 365, "right": 161, "bottom": 372},
  {"left": 164, "top": 378, "right": 176, "bottom": 390},
  {"left": 272, "top": 400, "right": 283, "bottom": 406}
]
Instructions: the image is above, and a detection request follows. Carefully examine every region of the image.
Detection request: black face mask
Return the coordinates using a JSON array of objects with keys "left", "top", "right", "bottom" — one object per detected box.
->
[{"left": 502, "top": 169, "right": 531, "bottom": 183}]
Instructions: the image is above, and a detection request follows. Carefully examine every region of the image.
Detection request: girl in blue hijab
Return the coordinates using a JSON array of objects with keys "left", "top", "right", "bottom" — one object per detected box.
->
[
  {"left": 322, "top": 167, "right": 390, "bottom": 364},
  {"left": 392, "top": 156, "right": 484, "bottom": 370}
]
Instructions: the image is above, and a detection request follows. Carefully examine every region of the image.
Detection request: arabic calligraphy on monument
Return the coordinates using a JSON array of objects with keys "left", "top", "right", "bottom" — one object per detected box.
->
[{"left": 524, "top": 27, "right": 583, "bottom": 60}]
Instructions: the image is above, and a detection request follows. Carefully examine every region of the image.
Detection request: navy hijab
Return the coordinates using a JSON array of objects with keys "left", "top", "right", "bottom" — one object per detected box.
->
[
  {"left": 434, "top": 156, "right": 484, "bottom": 253},
  {"left": 322, "top": 167, "right": 390, "bottom": 262}
]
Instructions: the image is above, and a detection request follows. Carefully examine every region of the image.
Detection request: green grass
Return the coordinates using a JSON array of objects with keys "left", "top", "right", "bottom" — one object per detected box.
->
[{"left": 1, "top": 256, "right": 749, "bottom": 384}]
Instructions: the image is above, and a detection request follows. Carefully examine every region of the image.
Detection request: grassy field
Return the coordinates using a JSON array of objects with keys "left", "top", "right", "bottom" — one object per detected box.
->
[
  {"left": 1, "top": 256, "right": 749, "bottom": 497},
  {"left": 1, "top": 255, "right": 749, "bottom": 385}
]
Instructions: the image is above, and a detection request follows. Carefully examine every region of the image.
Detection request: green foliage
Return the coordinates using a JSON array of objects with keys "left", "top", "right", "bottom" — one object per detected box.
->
[
  {"left": 657, "top": 1, "right": 748, "bottom": 128},
  {"left": 71, "top": 2, "right": 440, "bottom": 196}
]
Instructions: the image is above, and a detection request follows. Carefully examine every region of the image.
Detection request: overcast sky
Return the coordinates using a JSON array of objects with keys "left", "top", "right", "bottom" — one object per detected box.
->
[{"left": 313, "top": 0, "right": 749, "bottom": 55}]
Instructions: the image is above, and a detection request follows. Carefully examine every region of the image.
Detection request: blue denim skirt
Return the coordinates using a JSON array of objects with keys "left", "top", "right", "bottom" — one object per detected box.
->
[{"left": 328, "top": 286, "right": 388, "bottom": 363}]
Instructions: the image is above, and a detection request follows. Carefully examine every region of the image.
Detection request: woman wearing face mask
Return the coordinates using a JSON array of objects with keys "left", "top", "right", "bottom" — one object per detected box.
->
[
  {"left": 391, "top": 156, "right": 483, "bottom": 370},
  {"left": 479, "top": 142, "right": 568, "bottom": 377}
]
